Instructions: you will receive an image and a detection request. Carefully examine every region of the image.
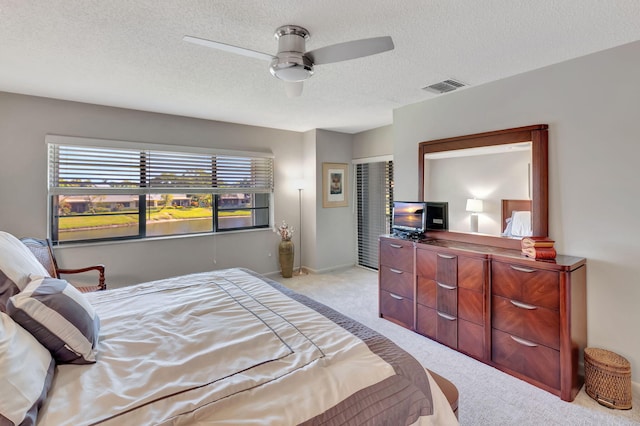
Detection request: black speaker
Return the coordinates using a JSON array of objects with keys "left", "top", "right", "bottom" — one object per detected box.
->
[{"left": 426, "top": 202, "right": 448, "bottom": 230}]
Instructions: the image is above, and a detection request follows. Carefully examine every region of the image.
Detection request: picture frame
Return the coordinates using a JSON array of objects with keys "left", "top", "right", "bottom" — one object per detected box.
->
[{"left": 322, "top": 162, "right": 348, "bottom": 208}]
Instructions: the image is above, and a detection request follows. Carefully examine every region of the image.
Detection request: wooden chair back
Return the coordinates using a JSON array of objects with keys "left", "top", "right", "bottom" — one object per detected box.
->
[
  {"left": 20, "top": 237, "right": 60, "bottom": 278},
  {"left": 20, "top": 237, "right": 106, "bottom": 292}
]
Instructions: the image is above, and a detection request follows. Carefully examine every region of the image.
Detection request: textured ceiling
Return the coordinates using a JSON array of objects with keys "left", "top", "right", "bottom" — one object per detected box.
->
[{"left": 1, "top": 1, "right": 640, "bottom": 134}]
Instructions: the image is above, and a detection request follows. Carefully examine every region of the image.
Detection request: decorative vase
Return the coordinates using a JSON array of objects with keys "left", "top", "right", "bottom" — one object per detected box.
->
[{"left": 279, "top": 240, "right": 294, "bottom": 278}]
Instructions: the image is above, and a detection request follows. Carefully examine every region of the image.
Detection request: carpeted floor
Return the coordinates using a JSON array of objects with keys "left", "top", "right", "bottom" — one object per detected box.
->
[{"left": 273, "top": 266, "right": 639, "bottom": 426}]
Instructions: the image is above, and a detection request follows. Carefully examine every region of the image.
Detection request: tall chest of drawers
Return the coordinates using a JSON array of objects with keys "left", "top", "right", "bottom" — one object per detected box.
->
[
  {"left": 378, "top": 235, "right": 587, "bottom": 402},
  {"left": 378, "top": 237, "right": 414, "bottom": 329}
]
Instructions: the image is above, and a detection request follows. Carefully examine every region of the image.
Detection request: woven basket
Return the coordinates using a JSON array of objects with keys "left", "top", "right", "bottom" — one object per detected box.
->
[{"left": 584, "top": 348, "right": 632, "bottom": 409}]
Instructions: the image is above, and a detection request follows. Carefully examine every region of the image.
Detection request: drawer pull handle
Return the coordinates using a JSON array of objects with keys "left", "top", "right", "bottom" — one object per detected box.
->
[
  {"left": 437, "top": 282, "right": 457, "bottom": 290},
  {"left": 389, "top": 268, "right": 403, "bottom": 274},
  {"left": 510, "top": 300, "right": 537, "bottom": 310},
  {"left": 437, "top": 312, "right": 456, "bottom": 321},
  {"left": 437, "top": 253, "right": 456, "bottom": 259},
  {"left": 510, "top": 335, "right": 538, "bottom": 347},
  {"left": 389, "top": 293, "right": 404, "bottom": 301},
  {"left": 510, "top": 265, "right": 536, "bottom": 273},
  {"left": 389, "top": 243, "right": 403, "bottom": 249}
]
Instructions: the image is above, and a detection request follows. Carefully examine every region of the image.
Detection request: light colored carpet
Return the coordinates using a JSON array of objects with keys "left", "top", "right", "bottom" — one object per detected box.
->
[{"left": 273, "top": 267, "right": 639, "bottom": 426}]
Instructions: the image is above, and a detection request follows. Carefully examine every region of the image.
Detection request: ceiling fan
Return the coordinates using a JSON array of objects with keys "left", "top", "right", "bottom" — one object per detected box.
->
[{"left": 183, "top": 25, "right": 394, "bottom": 97}]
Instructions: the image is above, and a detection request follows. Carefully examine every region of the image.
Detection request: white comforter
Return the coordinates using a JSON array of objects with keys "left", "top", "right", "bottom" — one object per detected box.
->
[{"left": 37, "top": 268, "right": 456, "bottom": 425}]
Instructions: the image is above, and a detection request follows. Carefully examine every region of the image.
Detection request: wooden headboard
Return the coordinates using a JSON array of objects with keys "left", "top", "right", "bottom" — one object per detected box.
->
[{"left": 501, "top": 199, "right": 532, "bottom": 228}]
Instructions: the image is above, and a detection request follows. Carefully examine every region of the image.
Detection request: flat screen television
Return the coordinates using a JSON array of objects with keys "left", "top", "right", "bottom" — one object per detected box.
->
[{"left": 392, "top": 201, "right": 427, "bottom": 236}]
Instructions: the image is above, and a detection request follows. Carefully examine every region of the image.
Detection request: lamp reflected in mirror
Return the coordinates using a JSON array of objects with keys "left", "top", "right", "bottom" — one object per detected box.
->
[{"left": 466, "top": 198, "right": 483, "bottom": 233}]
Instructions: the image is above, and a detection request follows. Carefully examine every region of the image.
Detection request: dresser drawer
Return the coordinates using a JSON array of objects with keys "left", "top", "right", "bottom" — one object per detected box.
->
[
  {"left": 380, "top": 290, "right": 413, "bottom": 329},
  {"left": 492, "top": 296, "right": 560, "bottom": 349},
  {"left": 380, "top": 265, "right": 413, "bottom": 299},
  {"left": 492, "top": 261, "right": 559, "bottom": 310},
  {"left": 459, "top": 319, "right": 484, "bottom": 359},
  {"left": 458, "top": 256, "right": 484, "bottom": 291},
  {"left": 436, "top": 280, "right": 457, "bottom": 317},
  {"left": 492, "top": 329, "right": 560, "bottom": 390},
  {"left": 417, "top": 276, "right": 437, "bottom": 308},
  {"left": 380, "top": 238, "right": 413, "bottom": 271},
  {"left": 417, "top": 304, "right": 458, "bottom": 349},
  {"left": 416, "top": 304, "right": 437, "bottom": 339},
  {"left": 459, "top": 287, "right": 484, "bottom": 325},
  {"left": 437, "top": 310, "right": 458, "bottom": 349},
  {"left": 415, "top": 248, "right": 437, "bottom": 279},
  {"left": 435, "top": 252, "right": 457, "bottom": 287}
]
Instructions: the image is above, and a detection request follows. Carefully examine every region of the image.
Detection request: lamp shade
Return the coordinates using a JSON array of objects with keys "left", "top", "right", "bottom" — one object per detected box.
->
[
  {"left": 466, "top": 198, "right": 483, "bottom": 213},
  {"left": 292, "top": 179, "right": 305, "bottom": 190}
]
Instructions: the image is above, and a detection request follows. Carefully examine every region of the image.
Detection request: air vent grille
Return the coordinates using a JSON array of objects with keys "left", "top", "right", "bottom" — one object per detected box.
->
[{"left": 422, "top": 79, "right": 467, "bottom": 94}]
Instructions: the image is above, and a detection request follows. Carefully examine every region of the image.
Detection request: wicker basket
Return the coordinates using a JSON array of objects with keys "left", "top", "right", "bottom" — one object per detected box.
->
[{"left": 584, "top": 348, "right": 632, "bottom": 409}]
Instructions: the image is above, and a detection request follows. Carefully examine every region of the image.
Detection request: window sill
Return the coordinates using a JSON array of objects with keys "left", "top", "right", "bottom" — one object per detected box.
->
[{"left": 53, "top": 227, "right": 274, "bottom": 249}]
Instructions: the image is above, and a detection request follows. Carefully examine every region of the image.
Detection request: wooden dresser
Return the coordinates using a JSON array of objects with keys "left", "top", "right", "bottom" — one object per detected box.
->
[{"left": 378, "top": 235, "right": 587, "bottom": 402}]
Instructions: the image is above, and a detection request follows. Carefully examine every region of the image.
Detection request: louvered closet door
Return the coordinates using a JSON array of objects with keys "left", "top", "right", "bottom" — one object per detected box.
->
[{"left": 356, "top": 161, "right": 393, "bottom": 269}]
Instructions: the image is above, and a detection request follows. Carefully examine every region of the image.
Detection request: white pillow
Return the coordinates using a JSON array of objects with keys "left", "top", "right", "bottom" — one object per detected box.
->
[
  {"left": 502, "top": 217, "right": 513, "bottom": 237},
  {"left": 509, "top": 210, "right": 532, "bottom": 237},
  {"left": 8, "top": 276, "right": 100, "bottom": 364},
  {"left": 0, "top": 312, "right": 55, "bottom": 426},
  {"left": 0, "top": 232, "right": 51, "bottom": 312}
]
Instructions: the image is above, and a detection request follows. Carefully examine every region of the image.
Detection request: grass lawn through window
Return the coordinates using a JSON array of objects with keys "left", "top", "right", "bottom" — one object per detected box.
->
[{"left": 59, "top": 207, "right": 250, "bottom": 230}]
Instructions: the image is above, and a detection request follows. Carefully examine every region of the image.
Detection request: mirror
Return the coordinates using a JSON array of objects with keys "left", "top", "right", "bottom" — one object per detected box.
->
[
  {"left": 424, "top": 142, "right": 532, "bottom": 235},
  {"left": 418, "top": 125, "right": 548, "bottom": 250}
]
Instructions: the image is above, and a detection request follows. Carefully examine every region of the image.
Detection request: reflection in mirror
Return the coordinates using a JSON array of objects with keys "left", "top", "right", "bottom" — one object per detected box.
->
[
  {"left": 423, "top": 142, "right": 532, "bottom": 237},
  {"left": 418, "top": 124, "right": 548, "bottom": 250}
]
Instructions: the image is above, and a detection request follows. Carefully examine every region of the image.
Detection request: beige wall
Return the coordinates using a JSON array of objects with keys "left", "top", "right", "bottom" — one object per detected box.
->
[
  {"left": 0, "top": 92, "right": 304, "bottom": 286},
  {"left": 300, "top": 130, "right": 318, "bottom": 273},
  {"left": 313, "top": 129, "right": 356, "bottom": 272},
  {"left": 391, "top": 40, "right": 640, "bottom": 385},
  {"left": 352, "top": 125, "right": 393, "bottom": 159},
  {"left": 291, "top": 129, "right": 357, "bottom": 273}
]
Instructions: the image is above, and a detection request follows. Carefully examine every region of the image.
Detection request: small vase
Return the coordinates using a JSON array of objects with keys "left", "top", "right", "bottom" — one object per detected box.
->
[{"left": 279, "top": 240, "right": 294, "bottom": 278}]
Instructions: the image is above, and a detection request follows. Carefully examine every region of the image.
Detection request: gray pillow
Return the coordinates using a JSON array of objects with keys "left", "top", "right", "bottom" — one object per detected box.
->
[
  {"left": 0, "top": 270, "right": 21, "bottom": 314},
  {"left": 7, "top": 276, "right": 100, "bottom": 364},
  {"left": 0, "top": 231, "right": 50, "bottom": 312}
]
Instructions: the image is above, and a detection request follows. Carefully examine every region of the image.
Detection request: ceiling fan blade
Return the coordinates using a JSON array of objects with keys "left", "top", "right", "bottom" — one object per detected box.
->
[
  {"left": 183, "top": 35, "right": 274, "bottom": 62},
  {"left": 306, "top": 36, "right": 394, "bottom": 65},
  {"left": 284, "top": 81, "right": 303, "bottom": 98}
]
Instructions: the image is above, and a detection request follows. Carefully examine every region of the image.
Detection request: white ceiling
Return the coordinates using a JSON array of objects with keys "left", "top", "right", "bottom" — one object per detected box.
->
[{"left": 1, "top": 1, "right": 640, "bottom": 134}]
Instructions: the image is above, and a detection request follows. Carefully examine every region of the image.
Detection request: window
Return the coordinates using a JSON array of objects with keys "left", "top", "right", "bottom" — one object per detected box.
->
[
  {"left": 355, "top": 160, "right": 394, "bottom": 270},
  {"left": 47, "top": 136, "right": 273, "bottom": 244}
]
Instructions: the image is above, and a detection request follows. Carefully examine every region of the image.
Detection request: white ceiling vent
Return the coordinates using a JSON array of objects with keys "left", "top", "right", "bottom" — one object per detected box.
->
[{"left": 422, "top": 79, "right": 467, "bottom": 94}]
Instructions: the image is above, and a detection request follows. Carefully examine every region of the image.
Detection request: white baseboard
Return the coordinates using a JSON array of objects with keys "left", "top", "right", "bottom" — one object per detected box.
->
[{"left": 302, "top": 263, "right": 356, "bottom": 275}]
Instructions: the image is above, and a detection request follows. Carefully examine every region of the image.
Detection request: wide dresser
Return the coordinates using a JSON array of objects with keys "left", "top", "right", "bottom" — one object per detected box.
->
[{"left": 378, "top": 235, "right": 587, "bottom": 402}]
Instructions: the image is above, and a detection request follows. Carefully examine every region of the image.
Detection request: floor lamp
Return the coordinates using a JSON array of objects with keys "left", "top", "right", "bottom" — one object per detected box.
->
[{"left": 296, "top": 184, "right": 306, "bottom": 275}]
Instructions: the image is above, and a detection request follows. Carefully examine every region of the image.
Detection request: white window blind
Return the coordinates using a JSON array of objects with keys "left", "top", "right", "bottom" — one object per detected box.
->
[
  {"left": 48, "top": 144, "right": 274, "bottom": 195},
  {"left": 356, "top": 160, "right": 394, "bottom": 270}
]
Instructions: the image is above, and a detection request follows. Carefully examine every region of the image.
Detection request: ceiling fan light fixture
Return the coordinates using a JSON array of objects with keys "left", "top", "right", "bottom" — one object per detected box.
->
[
  {"left": 185, "top": 23, "right": 393, "bottom": 95},
  {"left": 270, "top": 25, "right": 313, "bottom": 82},
  {"left": 270, "top": 55, "right": 314, "bottom": 82}
]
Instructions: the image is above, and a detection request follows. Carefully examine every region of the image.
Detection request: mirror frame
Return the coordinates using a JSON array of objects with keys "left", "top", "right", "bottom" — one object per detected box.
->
[{"left": 418, "top": 124, "right": 548, "bottom": 250}]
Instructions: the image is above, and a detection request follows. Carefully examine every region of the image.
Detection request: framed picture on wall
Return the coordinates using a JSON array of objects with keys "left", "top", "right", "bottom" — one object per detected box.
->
[{"left": 322, "top": 162, "right": 348, "bottom": 208}]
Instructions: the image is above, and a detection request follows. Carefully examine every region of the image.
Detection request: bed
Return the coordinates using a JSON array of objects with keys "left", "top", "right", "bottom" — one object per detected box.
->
[
  {"left": 0, "top": 232, "right": 457, "bottom": 425},
  {"left": 501, "top": 199, "right": 532, "bottom": 238}
]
